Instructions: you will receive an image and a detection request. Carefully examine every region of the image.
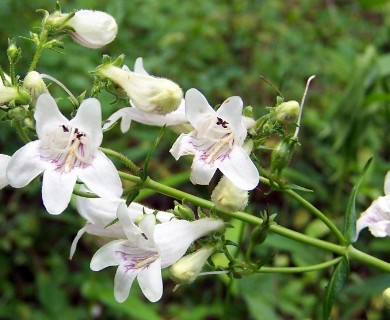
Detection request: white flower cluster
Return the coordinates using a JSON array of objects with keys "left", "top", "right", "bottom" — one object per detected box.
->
[{"left": 0, "top": 8, "right": 260, "bottom": 302}]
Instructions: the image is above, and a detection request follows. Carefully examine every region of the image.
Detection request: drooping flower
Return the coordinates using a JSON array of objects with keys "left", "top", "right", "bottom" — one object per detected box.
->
[
  {"left": 70, "top": 194, "right": 175, "bottom": 258},
  {"left": 6, "top": 94, "right": 122, "bottom": 215},
  {"left": 170, "top": 88, "right": 259, "bottom": 190},
  {"left": 23, "top": 71, "right": 49, "bottom": 105},
  {"left": 0, "top": 154, "right": 11, "bottom": 189},
  {"left": 90, "top": 202, "right": 224, "bottom": 302},
  {"left": 65, "top": 10, "right": 118, "bottom": 48},
  {"left": 356, "top": 171, "right": 390, "bottom": 238},
  {"left": 97, "top": 58, "right": 183, "bottom": 115},
  {"left": 103, "top": 59, "right": 188, "bottom": 132}
]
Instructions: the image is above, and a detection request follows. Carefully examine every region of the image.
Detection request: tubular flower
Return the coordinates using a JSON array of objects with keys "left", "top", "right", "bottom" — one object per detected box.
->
[
  {"left": 90, "top": 202, "right": 224, "bottom": 302},
  {"left": 170, "top": 88, "right": 259, "bottom": 190},
  {"left": 103, "top": 58, "right": 188, "bottom": 133},
  {"left": 6, "top": 94, "right": 122, "bottom": 215},
  {"left": 97, "top": 58, "right": 183, "bottom": 115},
  {"left": 66, "top": 10, "right": 118, "bottom": 48},
  {"left": 356, "top": 171, "right": 390, "bottom": 238}
]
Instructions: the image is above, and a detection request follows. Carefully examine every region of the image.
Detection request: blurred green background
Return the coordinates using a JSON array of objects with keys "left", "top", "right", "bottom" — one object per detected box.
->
[{"left": 1, "top": 0, "right": 390, "bottom": 319}]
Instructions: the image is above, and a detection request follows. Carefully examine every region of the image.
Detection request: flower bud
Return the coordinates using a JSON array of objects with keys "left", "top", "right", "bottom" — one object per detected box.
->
[
  {"left": 23, "top": 71, "right": 49, "bottom": 105},
  {"left": 7, "top": 106, "right": 28, "bottom": 120},
  {"left": 270, "top": 136, "right": 298, "bottom": 176},
  {"left": 0, "top": 86, "right": 30, "bottom": 107},
  {"left": 170, "top": 246, "right": 215, "bottom": 285},
  {"left": 383, "top": 287, "right": 390, "bottom": 309},
  {"left": 211, "top": 175, "right": 248, "bottom": 212},
  {"left": 7, "top": 40, "right": 22, "bottom": 65},
  {"left": 65, "top": 10, "right": 118, "bottom": 48},
  {"left": 172, "top": 201, "right": 195, "bottom": 220},
  {"left": 97, "top": 64, "right": 183, "bottom": 114},
  {"left": 275, "top": 100, "right": 300, "bottom": 125}
]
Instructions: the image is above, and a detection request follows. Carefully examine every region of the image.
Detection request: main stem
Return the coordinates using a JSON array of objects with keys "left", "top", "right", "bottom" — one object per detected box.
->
[
  {"left": 29, "top": 28, "right": 48, "bottom": 72},
  {"left": 118, "top": 171, "right": 390, "bottom": 272}
]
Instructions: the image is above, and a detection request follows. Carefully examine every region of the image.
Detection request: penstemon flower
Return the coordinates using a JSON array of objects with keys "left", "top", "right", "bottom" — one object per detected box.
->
[
  {"left": 6, "top": 94, "right": 122, "bottom": 215},
  {"left": 65, "top": 10, "right": 118, "bottom": 49},
  {"left": 0, "top": 154, "right": 11, "bottom": 189},
  {"left": 103, "top": 58, "right": 188, "bottom": 133},
  {"left": 90, "top": 202, "right": 224, "bottom": 302},
  {"left": 356, "top": 171, "right": 390, "bottom": 238},
  {"left": 170, "top": 88, "right": 259, "bottom": 190}
]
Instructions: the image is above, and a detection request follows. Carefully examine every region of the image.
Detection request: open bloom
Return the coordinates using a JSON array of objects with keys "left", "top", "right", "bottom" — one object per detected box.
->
[
  {"left": 170, "top": 88, "right": 259, "bottom": 190},
  {"left": 6, "top": 94, "right": 122, "bottom": 215},
  {"left": 97, "top": 58, "right": 183, "bottom": 115},
  {"left": 356, "top": 171, "right": 390, "bottom": 238},
  {"left": 90, "top": 202, "right": 224, "bottom": 302},
  {"left": 66, "top": 10, "right": 118, "bottom": 48},
  {"left": 103, "top": 58, "right": 188, "bottom": 133}
]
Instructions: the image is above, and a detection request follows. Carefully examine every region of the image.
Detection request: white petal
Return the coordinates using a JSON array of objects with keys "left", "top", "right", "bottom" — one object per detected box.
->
[
  {"left": 35, "top": 94, "right": 69, "bottom": 140},
  {"left": 368, "top": 221, "right": 390, "bottom": 237},
  {"left": 134, "top": 57, "right": 149, "bottom": 75},
  {"left": 155, "top": 218, "right": 224, "bottom": 268},
  {"left": 217, "top": 146, "right": 259, "bottom": 190},
  {"left": 71, "top": 98, "right": 103, "bottom": 149},
  {"left": 117, "top": 202, "right": 142, "bottom": 239},
  {"left": 137, "top": 259, "right": 163, "bottom": 302},
  {"left": 42, "top": 169, "right": 77, "bottom": 214},
  {"left": 190, "top": 156, "right": 217, "bottom": 185},
  {"left": 69, "top": 225, "right": 88, "bottom": 259},
  {"left": 0, "top": 154, "right": 11, "bottom": 189},
  {"left": 90, "top": 239, "right": 125, "bottom": 271},
  {"left": 185, "top": 88, "right": 214, "bottom": 129},
  {"left": 139, "top": 214, "right": 156, "bottom": 242},
  {"left": 169, "top": 133, "right": 196, "bottom": 160},
  {"left": 78, "top": 150, "right": 122, "bottom": 199},
  {"left": 114, "top": 264, "right": 138, "bottom": 303},
  {"left": 6, "top": 141, "right": 46, "bottom": 188},
  {"left": 385, "top": 171, "right": 390, "bottom": 196},
  {"left": 156, "top": 211, "right": 176, "bottom": 223},
  {"left": 103, "top": 108, "right": 133, "bottom": 132}
]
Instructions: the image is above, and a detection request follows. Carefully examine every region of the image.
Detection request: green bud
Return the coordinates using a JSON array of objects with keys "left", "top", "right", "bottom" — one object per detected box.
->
[
  {"left": 173, "top": 201, "right": 195, "bottom": 220},
  {"left": 275, "top": 100, "right": 300, "bottom": 125},
  {"left": 7, "top": 40, "right": 22, "bottom": 65},
  {"left": 251, "top": 222, "right": 270, "bottom": 245},
  {"left": 7, "top": 106, "right": 27, "bottom": 120},
  {"left": 270, "top": 136, "right": 298, "bottom": 176}
]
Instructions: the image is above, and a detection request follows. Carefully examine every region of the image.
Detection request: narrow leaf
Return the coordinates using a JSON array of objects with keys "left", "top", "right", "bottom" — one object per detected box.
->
[
  {"left": 142, "top": 125, "right": 166, "bottom": 181},
  {"left": 323, "top": 257, "right": 350, "bottom": 320},
  {"left": 344, "top": 157, "right": 373, "bottom": 244}
]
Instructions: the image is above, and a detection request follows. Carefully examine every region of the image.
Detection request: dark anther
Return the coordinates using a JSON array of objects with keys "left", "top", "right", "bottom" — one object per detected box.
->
[
  {"left": 141, "top": 233, "right": 148, "bottom": 240},
  {"left": 216, "top": 117, "right": 229, "bottom": 128},
  {"left": 61, "top": 125, "right": 69, "bottom": 132}
]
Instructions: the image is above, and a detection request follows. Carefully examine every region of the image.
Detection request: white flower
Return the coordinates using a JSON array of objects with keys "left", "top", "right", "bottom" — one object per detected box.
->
[
  {"left": 211, "top": 175, "right": 248, "bottom": 211},
  {"left": 70, "top": 195, "right": 175, "bottom": 258},
  {"left": 6, "top": 94, "right": 122, "bottom": 215},
  {"left": 170, "top": 88, "right": 259, "bottom": 190},
  {"left": 103, "top": 59, "right": 188, "bottom": 132},
  {"left": 0, "top": 154, "right": 11, "bottom": 189},
  {"left": 23, "top": 71, "right": 49, "bottom": 105},
  {"left": 356, "top": 171, "right": 390, "bottom": 238},
  {"left": 97, "top": 58, "right": 183, "bottom": 115},
  {"left": 90, "top": 202, "right": 224, "bottom": 302},
  {"left": 66, "top": 10, "right": 118, "bottom": 49}
]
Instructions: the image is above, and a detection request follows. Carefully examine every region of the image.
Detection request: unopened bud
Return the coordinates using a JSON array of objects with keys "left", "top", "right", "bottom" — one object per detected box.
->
[
  {"left": 384, "top": 287, "right": 390, "bottom": 309},
  {"left": 7, "top": 40, "right": 22, "bottom": 65},
  {"left": 23, "top": 71, "right": 49, "bottom": 105},
  {"left": 0, "top": 86, "right": 30, "bottom": 106},
  {"left": 170, "top": 246, "right": 215, "bottom": 284},
  {"left": 97, "top": 64, "right": 183, "bottom": 114},
  {"left": 211, "top": 175, "right": 248, "bottom": 212},
  {"left": 7, "top": 106, "right": 28, "bottom": 120},
  {"left": 275, "top": 100, "right": 299, "bottom": 125},
  {"left": 270, "top": 136, "right": 298, "bottom": 176},
  {"left": 65, "top": 10, "right": 118, "bottom": 48},
  {"left": 173, "top": 201, "right": 195, "bottom": 220}
]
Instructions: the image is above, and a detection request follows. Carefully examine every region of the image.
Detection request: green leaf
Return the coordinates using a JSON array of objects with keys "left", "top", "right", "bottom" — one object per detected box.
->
[
  {"left": 343, "top": 157, "right": 373, "bottom": 244},
  {"left": 323, "top": 257, "right": 350, "bottom": 320}
]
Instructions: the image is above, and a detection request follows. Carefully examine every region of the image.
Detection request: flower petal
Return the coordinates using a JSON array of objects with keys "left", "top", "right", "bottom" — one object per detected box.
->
[
  {"left": 217, "top": 146, "right": 259, "bottom": 190},
  {"left": 78, "top": 150, "right": 122, "bottom": 199},
  {"left": 117, "top": 202, "right": 142, "bottom": 239},
  {"left": 103, "top": 108, "right": 133, "bottom": 132},
  {"left": 137, "top": 258, "right": 163, "bottom": 302},
  {"left": 170, "top": 133, "right": 196, "bottom": 160},
  {"left": 190, "top": 156, "right": 217, "bottom": 185},
  {"left": 90, "top": 239, "right": 125, "bottom": 271},
  {"left": 155, "top": 218, "right": 224, "bottom": 268},
  {"left": 385, "top": 171, "right": 390, "bottom": 196},
  {"left": 114, "top": 264, "right": 138, "bottom": 303},
  {"left": 185, "top": 88, "right": 214, "bottom": 129},
  {"left": 6, "top": 141, "right": 46, "bottom": 188},
  {"left": 71, "top": 98, "right": 103, "bottom": 149},
  {"left": 42, "top": 168, "right": 77, "bottom": 214},
  {"left": 0, "top": 154, "right": 11, "bottom": 189},
  {"left": 134, "top": 57, "right": 149, "bottom": 75},
  {"left": 35, "top": 94, "right": 69, "bottom": 140},
  {"left": 69, "top": 225, "right": 88, "bottom": 259}
]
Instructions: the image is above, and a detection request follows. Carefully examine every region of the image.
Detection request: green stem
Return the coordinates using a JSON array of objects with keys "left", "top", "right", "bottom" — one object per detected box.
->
[
  {"left": 258, "top": 257, "right": 343, "bottom": 274},
  {"left": 29, "top": 28, "right": 48, "bottom": 72},
  {"left": 10, "top": 63, "right": 16, "bottom": 85},
  {"left": 259, "top": 176, "right": 346, "bottom": 244},
  {"left": 100, "top": 147, "right": 141, "bottom": 176},
  {"left": 72, "top": 188, "right": 99, "bottom": 198},
  {"left": 14, "top": 120, "right": 30, "bottom": 143},
  {"left": 118, "top": 171, "right": 390, "bottom": 272}
]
